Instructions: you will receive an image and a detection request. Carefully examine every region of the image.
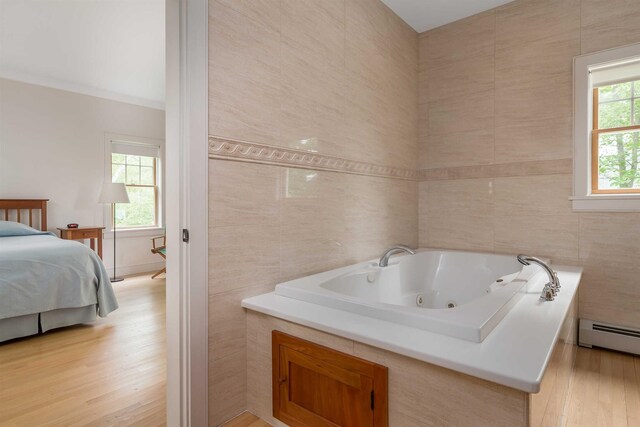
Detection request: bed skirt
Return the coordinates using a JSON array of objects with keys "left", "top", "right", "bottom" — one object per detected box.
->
[{"left": 0, "top": 305, "right": 98, "bottom": 343}]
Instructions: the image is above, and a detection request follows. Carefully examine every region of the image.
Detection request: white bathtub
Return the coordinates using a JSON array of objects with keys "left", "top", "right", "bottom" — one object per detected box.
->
[{"left": 275, "top": 249, "right": 545, "bottom": 342}]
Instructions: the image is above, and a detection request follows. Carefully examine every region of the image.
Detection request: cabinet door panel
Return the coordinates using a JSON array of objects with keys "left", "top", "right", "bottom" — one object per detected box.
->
[{"left": 273, "top": 331, "right": 387, "bottom": 427}]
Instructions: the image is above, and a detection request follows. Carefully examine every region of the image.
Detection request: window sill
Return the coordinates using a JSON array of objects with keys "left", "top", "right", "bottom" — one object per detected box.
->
[
  {"left": 570, "top": 195, "right": 640, "bottom": 212},
  {"left": 104, "top": 227, "right": 165, "bottom": 239}
]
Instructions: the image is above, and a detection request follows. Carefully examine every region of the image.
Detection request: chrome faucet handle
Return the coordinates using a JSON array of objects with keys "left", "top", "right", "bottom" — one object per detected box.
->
[{"left": 540, "top": 284, "right": 556, "bottom": 302}]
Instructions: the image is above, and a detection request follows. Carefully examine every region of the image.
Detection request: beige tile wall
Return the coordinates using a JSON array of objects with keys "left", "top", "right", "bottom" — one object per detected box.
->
[
  {"left": 529, "top": 298, "right": 577, "bottom": 426},
  {"left": 209, "top": 0, "right": 640, "bottom": 423},
  {"left": 209, "top": 0, "right": 418, "bottom": 170},
  {"left": 208, "top": 162, "right": 418, "bottom": 424},
  {"left": 208, "top": 0, "right": 418, "bottom": 424},
  {"left": 418, "top": 0, "right": 640, "bottom": 329}
]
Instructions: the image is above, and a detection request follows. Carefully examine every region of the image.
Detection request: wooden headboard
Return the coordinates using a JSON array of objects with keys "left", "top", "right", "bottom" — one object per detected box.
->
[{"left": 0, "top": 199, "right": 49, "bottom": 231}]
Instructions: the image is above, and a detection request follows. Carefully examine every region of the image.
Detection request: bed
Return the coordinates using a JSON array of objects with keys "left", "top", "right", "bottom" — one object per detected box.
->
[{"left": 0, "top": 199, "right": 118, "bottom": 342}]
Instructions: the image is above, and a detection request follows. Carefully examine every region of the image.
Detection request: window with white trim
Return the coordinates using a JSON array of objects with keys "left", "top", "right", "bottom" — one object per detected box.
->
[
  {"left": 110, "top": 139, "right": 161, "bottom": 228},
  {"left": 572, "top": 43, "right": 640, "bottom": 211},
  {"left": 591, "top": 72, "right": 640, "bottom": 193}
]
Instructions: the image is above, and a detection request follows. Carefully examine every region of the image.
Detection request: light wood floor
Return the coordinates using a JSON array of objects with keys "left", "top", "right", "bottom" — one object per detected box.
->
[
  {"left": 0, "top": 275, "right": 166, "bottom": 426},
  {"left": 565, "top": 346, "right": 640, "bottom": 427},
  {"left": 1, "top": 275, "right": 639, "bottom": 427}
]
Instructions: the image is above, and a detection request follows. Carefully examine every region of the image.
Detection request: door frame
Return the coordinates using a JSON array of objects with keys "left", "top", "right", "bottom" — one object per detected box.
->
[{"left": 166, "top": 0, "right": 209, "bottom": 425}]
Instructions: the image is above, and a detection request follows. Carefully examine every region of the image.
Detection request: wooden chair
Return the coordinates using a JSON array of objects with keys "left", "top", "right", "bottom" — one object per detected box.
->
[{"left": 150, "top": 235, "right": 166, "bottom": 279}]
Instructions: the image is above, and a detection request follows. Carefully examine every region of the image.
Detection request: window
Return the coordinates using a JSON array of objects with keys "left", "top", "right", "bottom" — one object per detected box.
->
[
  {"left": 572, "top": 43, "right": 640, "bottom": 211},
  {"left": 109, "top": 137, "right": 162, "bottom": 229},
  {"left": 592, "top": 79, "right": 640, "bottom": 193}
]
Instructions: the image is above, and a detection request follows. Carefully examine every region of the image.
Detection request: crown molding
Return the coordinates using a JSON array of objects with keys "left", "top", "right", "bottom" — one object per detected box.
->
[{"left": 0, "top": 69, "right": 165, "bottom": 111}]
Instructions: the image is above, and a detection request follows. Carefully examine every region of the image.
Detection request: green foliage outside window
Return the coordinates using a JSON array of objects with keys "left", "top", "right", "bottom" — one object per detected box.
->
[
  {"left": 596, "top": 80, "right": 640, "bottom": 190},
  {"left": 112, "top": 153, "right": 158, "bottom": 227}
]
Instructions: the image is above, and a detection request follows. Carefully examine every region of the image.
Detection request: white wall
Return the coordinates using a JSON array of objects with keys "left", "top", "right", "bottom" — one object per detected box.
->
[{"left": 0, "top": 78, "right": 166, "bottom": 276}]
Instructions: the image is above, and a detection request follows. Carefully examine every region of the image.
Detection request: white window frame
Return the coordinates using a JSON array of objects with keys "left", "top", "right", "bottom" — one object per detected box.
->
[
  {"left": 103, "top": 132, "right": 165, "bottom": 236},
  {"left": 572, "top": 42, "right": 640, "bottom": 211}
]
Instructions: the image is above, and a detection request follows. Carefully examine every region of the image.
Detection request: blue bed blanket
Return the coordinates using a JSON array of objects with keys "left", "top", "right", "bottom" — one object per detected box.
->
[{"left": 0, "top": 222, "right": 118, "bottom": 320}]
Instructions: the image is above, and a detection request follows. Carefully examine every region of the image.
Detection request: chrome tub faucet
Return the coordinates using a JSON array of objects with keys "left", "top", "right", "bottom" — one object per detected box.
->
[
  {"left": 379, "top": 245, "right": 416, "bottom": 267},
  {"left": 517, "top": 254, "right": 560, "bottom": 301}
]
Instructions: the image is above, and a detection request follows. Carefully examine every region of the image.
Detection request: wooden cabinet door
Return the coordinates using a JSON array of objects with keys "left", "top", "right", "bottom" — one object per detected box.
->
[{"left": 272, "top": 331, "right": 388, "bottom": 427}]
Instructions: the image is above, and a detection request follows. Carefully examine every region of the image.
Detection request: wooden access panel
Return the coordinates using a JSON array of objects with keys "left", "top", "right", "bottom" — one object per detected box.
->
[{"left": 272, "top": 331, "right": 388, "bottom": 427}]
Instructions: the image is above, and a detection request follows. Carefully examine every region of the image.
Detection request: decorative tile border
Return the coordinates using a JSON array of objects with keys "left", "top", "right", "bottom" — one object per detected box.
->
[
  {"left": 209, "top": 136, "right": 573, "bottom": 182},
  {"left": 418, "top": 159, "right": 573, "bottom": 181},
  {"left": 208, "top": 136, "right": 419, "bottom": 180}
]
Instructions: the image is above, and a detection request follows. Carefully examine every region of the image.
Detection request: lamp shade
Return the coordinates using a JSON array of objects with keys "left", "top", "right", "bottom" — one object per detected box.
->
[{"left": 98, "top": 182, "right": 130, "bottom": 204}]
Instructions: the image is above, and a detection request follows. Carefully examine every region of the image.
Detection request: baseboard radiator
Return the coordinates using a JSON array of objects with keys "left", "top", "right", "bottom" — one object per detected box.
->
[{"left": 579, "top": 318, "right": 640, "bottom": 355}]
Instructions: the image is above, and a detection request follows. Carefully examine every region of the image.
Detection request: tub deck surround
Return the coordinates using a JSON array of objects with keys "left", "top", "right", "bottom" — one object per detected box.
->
[
  {"left": 242, "top": 262, "right": 582, "bottom": 393},
  {"left": 274, "top": 250, "right": 543, "bottom": 342}
]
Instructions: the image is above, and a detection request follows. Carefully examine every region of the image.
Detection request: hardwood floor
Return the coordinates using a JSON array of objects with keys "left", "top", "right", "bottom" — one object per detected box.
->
[
  {"left": 1, "top": 276, "right": 638, "bottom": 427},
  {"left": 0, "top": 275, "right": 166, "bottom": 426},
  {"left": 565, "top": 347, "right": 640, "bottom": 427}
]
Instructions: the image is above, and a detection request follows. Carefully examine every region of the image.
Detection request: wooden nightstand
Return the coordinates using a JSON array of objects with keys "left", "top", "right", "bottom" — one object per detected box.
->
[{"left": 57, "top": 227, "right": 106, "bottom": 259}]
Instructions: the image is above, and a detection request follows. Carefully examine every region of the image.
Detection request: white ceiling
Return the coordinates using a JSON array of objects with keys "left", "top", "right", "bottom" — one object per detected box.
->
[
  {"left": 381, "top": 0, "right": 514, "bottom": 33},
  {"left": 0, "top": 0, "right": 165, "bottom": 109}
]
